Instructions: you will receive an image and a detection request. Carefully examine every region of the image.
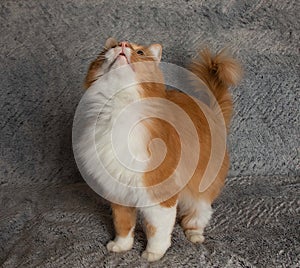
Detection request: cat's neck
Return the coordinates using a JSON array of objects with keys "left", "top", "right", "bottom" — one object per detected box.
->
[{"left": 92, "top": 65, "right": 167, "bottom": 114}]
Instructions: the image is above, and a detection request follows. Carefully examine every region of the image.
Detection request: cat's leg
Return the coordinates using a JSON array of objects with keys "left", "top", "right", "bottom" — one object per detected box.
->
[
  {"left": 107, "top": 203, "right": 136, "bottom": 252},
  {"left": 179, "top": 194, "right": 212, "bottom": 243},
  {"left": 140, "top": 203, "right": 177, "bottom": 262}
]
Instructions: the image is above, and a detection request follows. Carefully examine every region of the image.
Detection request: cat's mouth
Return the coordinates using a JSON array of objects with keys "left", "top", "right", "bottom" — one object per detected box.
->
[
  {"left": 118, "top": 52, "right": 130, "bottom": 64},
  {"left": 107, "top": 50, "right": 132, "bottom": 71}
]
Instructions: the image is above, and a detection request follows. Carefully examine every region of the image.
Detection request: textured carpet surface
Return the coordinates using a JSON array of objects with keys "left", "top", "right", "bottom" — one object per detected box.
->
[
  {"left": 1, "top": 176, "right": 299, "bottom": 267},
  {"left": 0, "top": 0, "right": 299, "bottom": 267}
]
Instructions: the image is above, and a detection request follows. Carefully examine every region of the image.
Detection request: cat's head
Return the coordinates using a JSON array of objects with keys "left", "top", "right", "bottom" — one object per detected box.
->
[{"left": 84, "top": 37, "right": 162, "bottom": 89}]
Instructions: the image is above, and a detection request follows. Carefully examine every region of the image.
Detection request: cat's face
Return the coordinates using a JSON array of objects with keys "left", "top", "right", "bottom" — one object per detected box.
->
[
  {"left": 84, "top": 37, "right": 162, "bottom": 88},
  {"left": 103, "top": 37, "right": 162, "bottom": 69}
]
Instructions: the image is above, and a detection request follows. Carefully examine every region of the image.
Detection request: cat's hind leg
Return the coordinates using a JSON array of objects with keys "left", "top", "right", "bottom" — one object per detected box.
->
[
  {"left": 107, "top": 203, "right": 136, "bottom": 252},
  {"left": 178, "top": 192, "right": 212, "bottom": 243}
]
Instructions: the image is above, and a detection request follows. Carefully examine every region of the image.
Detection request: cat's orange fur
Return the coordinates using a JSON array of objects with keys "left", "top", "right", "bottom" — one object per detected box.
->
[
  {"left": 84, "top": 40, "right": 242, "bottom": 261},
  {"left": 111, "top": 204, "right": 136, "bottom": 237}
]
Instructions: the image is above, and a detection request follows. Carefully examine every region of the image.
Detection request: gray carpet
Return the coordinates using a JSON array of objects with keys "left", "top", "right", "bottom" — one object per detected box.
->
[{"left": 0, "top": 0, "right": 299, "bottom": 267}]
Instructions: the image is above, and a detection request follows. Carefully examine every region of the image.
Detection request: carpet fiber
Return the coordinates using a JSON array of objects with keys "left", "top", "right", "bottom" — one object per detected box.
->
[{"left": 0, "top": 0, "right": 299, "bottom": 267}]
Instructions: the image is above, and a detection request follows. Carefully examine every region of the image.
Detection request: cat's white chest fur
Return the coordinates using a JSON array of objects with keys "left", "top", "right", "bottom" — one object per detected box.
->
[
  {"left": 94, "top": 79, "right": 150, "bottom": 184},
  {"left": 73, "top": 66, "right": 151, "bottom": 205}
]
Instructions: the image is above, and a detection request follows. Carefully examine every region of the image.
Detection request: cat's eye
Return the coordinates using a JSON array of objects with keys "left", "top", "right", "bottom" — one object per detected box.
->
[{"left": 136, "top": 50, "right": 144, "bottom": 55}]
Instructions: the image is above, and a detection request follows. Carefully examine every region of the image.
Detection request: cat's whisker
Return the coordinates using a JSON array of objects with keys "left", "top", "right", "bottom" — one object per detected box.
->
[
  {"left": 142, "top": 56, "right": 156, "bottom": 58},
  {"left": 96, "top": 54, "right": 107, "bottom": 60}
]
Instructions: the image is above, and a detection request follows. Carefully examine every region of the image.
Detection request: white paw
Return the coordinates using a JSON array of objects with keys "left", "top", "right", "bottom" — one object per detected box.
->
[
  {"left": 185, "top": 229, "right": 205, "bottom": 243},
  {"left": 106, "top": 240, "right": 132, "bottom": 252},
  {"left": 142, "top": 250, "right": 165, "bottom": 262}
]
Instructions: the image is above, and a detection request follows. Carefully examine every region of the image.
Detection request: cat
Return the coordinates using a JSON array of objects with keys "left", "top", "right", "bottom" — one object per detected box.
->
[{"left": 76, "top": 37, "right": 242, "bottom": 262}]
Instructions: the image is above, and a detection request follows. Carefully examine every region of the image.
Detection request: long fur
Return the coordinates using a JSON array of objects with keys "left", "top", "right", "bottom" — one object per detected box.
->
[
  {"left": 76, "top": 40, "right": 242, "bottom": 261},
  {"left": 190, "top": 48, "right": 242, "bottom": 128}
]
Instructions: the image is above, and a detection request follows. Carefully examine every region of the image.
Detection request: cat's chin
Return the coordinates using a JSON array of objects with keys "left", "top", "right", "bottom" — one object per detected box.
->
[
  {"left": 113, "top": 55, "right": 136, "bottom": 72},
  {"left": 117, "top": 54, "right": 129, "bottom": 65},
  {"left": 108, "top": 54, "right": 130, "bottom": 70}
]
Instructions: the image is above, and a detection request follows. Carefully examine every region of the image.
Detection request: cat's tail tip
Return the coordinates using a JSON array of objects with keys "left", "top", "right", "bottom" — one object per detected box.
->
[{"left": 191, "top": 48, "right": 242, "bottom": 88}]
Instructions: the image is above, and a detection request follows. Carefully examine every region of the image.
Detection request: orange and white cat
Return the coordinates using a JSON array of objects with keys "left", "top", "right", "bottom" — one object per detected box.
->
[{"left": 78, "top": 38, "right": 241, "bottom": 261}]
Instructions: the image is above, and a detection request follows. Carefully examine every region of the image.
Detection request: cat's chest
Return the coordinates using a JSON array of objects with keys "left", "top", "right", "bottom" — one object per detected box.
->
[
  {"left": 95, "top": 85, "right": 143, "bottom": 134},
  {"left": 94, "top": 85, "right": 150, "bottom": 186}
]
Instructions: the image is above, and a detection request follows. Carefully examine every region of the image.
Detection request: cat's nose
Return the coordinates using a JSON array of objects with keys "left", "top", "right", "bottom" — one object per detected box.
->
[{"left": 120, "top": 42, "right": 129, "bottom": 48}]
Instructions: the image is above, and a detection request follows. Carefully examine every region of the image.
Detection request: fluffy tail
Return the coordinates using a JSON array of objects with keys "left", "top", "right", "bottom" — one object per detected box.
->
[{"left": 190, "top": 48, "right": 242, "bottom": 128}]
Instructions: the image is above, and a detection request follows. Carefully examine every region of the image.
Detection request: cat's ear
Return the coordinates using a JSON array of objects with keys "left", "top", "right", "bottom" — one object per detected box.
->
[
  {"left": 105, "top": 37, "right": 118, "bottom": 49},
  {"left": 149, "top": 44, "right": 162, "bottom": 62}
]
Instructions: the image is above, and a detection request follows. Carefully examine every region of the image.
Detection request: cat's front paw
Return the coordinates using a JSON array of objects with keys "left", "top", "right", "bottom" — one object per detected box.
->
[
  {"left": 141, "top": 250, "right": 165, "bottom": 262},
  {"left": 185, "top": 229, "right": 205, "bottom": 243},
  {"left": 106, "top": 238, "right": 133, "bottom": 253}
]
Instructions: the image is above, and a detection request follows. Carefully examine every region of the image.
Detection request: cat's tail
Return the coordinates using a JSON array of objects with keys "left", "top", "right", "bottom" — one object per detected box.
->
[{"left": 190, "top": 48, "right": 242, "bottom": 128}]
